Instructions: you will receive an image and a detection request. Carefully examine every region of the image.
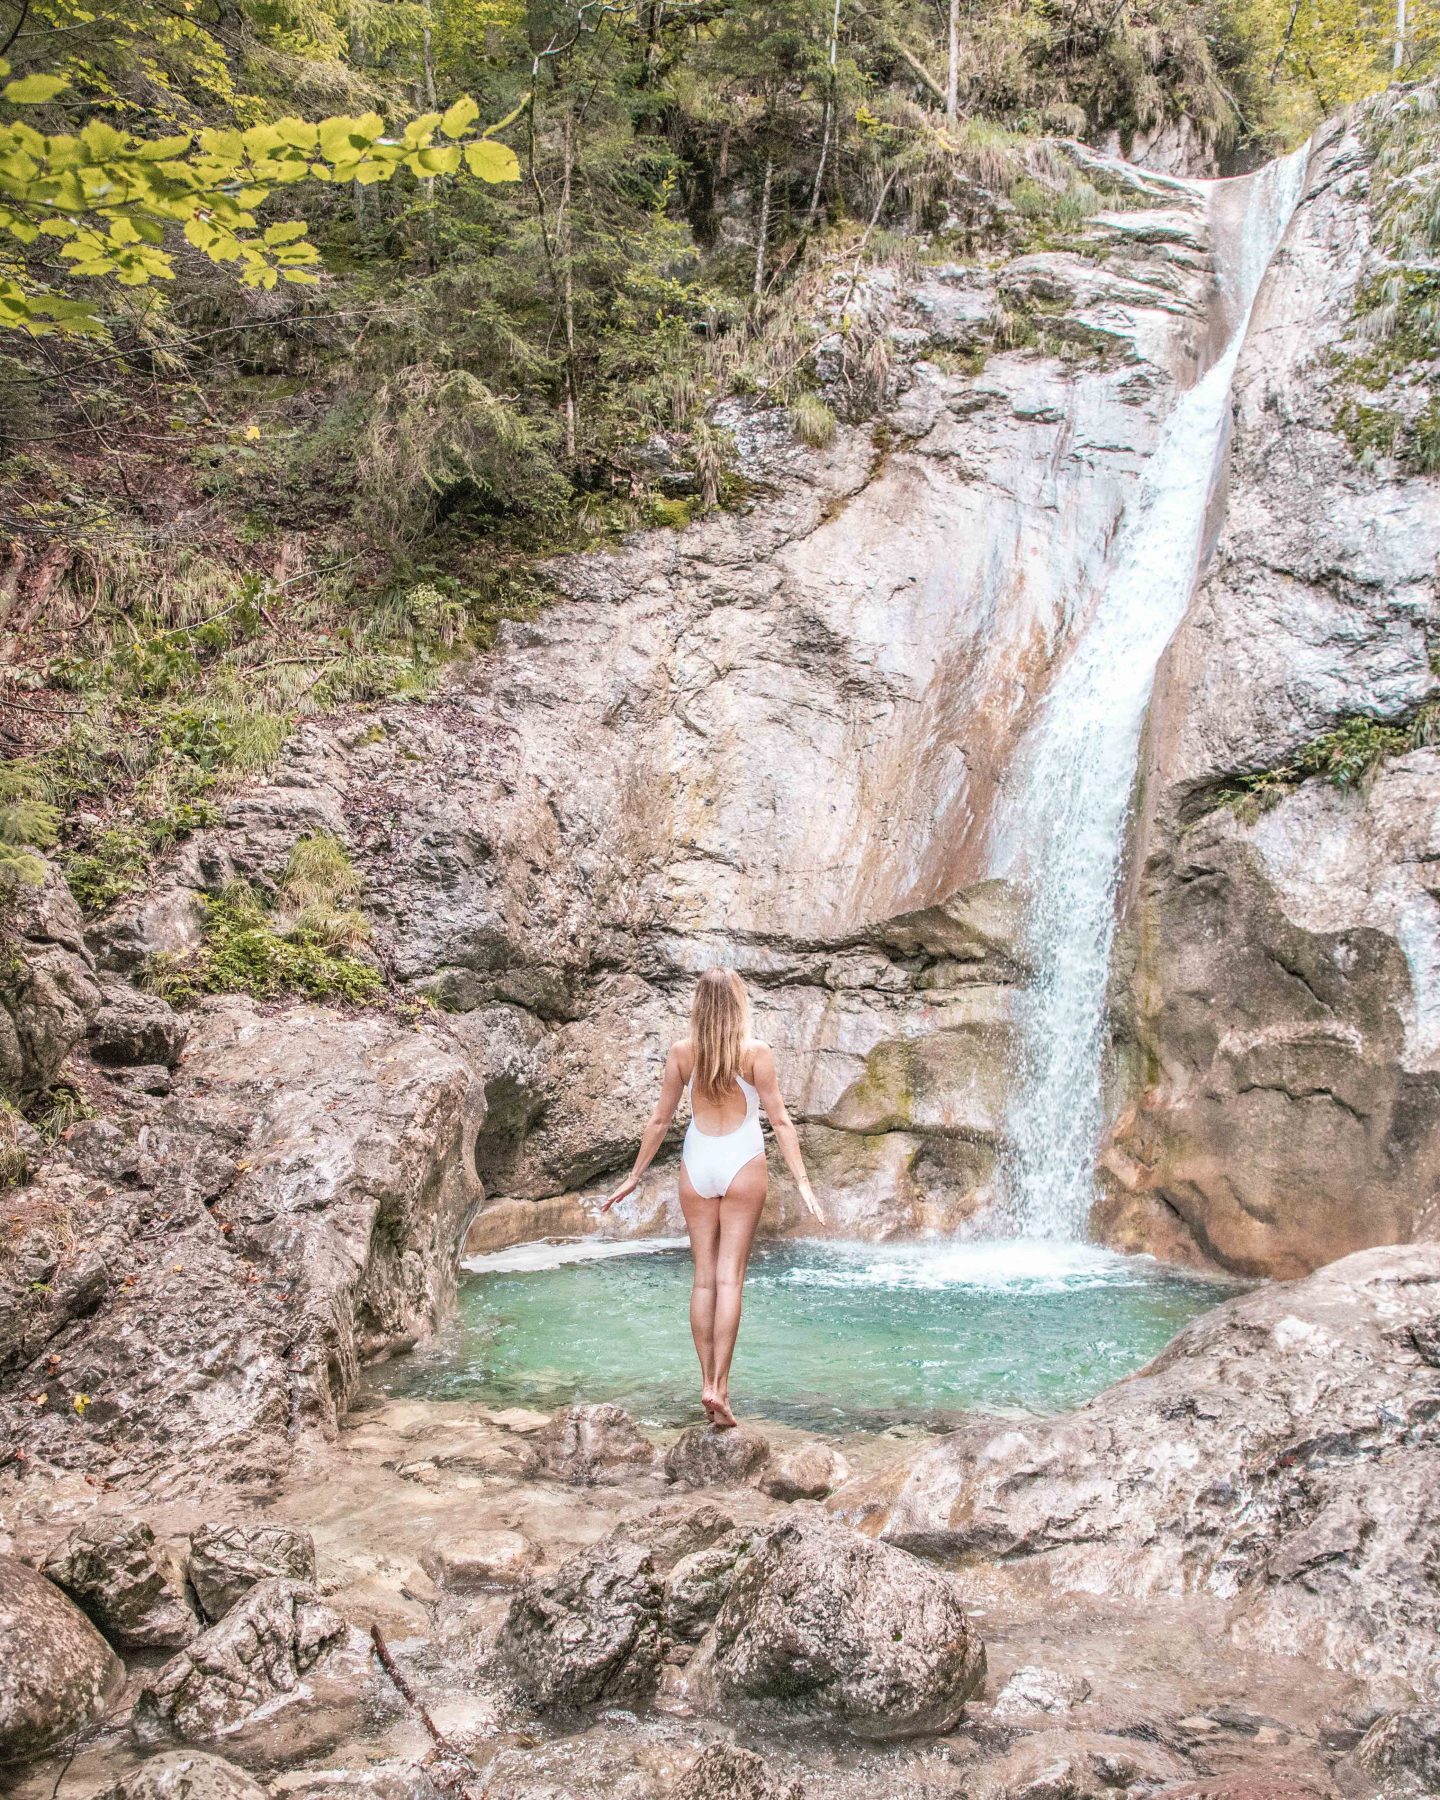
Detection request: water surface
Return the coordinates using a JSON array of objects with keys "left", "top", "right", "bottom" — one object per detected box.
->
[{"left": 376, "top": 1238, "right": 1239, "bottom": 1433}]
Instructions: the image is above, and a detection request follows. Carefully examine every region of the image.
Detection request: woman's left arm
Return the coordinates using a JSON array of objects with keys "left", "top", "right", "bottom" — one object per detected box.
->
[
  {"left": 751, "top": 1044, "right": 825, "bottom": 1225},
  {"left": 598, "top": 1044, "right": 687, "bottom": 1213}
]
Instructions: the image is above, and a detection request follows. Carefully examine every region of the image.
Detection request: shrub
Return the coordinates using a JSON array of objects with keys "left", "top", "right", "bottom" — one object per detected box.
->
[{"left": 789, "top": 392, "right": 837, "bottom": 449}]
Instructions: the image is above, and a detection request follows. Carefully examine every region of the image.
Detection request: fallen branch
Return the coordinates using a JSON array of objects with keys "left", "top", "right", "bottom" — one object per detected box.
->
[{"left": 369, "top": 1623, "right": 489, "bottom": 1798}]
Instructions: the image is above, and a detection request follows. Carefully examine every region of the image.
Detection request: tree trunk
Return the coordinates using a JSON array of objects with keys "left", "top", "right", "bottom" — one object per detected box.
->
[
  {"left": 946, "top": 0, "right": 959, "bottom": 122},
  {"left": 753, "top": 154, "right": 774, "bottom": 299},
  {"left": 806, "top": 0, "right": 842, "bottom": 229},
  {"left": 1394, "top": 0, "right": 1407, "bottom": 70},
  {"left": 421, "top": 0, "right": 438, "bottom": 267},
  {"left": 559, "top": 110, "right": 579, "bottom": 468}
]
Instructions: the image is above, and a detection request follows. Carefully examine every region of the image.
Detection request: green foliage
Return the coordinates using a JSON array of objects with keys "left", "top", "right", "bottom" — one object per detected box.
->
[
  {"left": 0, "top": 763, "right": 59, "bottom": 888},
  {"left": 152, "top": 876, "right": 383, "bottom": 1006},
  {"left": 1211, "top": 710, "right": 1435, "bottom": 819}
]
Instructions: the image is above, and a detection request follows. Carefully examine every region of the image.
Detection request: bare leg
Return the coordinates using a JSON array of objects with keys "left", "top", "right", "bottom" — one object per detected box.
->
[
  {"left": 710, "top": 1155, "right": 767, "bottom": 1428},
  {"left": 679, "top": 1168, "right": 721, "bottom": 1419}
]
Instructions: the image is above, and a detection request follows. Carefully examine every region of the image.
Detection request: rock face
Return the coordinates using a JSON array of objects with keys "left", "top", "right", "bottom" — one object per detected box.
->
[
  {"left": 42, "top": 1515, "right": 199, "bottom": 1649},
  {"left": 88, "top": 976, "right": 188, "bottom": 1070},
  {"left": 1103, "top": 90, "right": 1440, "bottom": 1276},
  {"left": 706, "top": 1514, "right": 985, "bottom": 1739},
  {"left": 0, "top": 860, "right": 102, "bottom": 1101},
  {"left": 534, "top": 1403, "right": 659, "bottom": 1485},
  {"left": 669, "top": 1743, "right": 805, "bottom": 1800},
  {"left": 838, "top": 1245, "right": 1440, "bottom": 1699},
  {"left": 70, "top": 160, "right": 1234, "bottom": 1248},
  {"left": 0, "top": 998, "right": 483, "bottom": 1487},
  {"left": 1335, "top": 1709, "right": 1440, "bottom": 1799},
  {"left": 132, "top": 1578, "right": 347, "bottom": 1750},
  {"left": 187, "top": 1523, "right": 316, "bottom": 1622},
  {"left": 0, "top": 1554, "right": 124, "bottom": 1764}
]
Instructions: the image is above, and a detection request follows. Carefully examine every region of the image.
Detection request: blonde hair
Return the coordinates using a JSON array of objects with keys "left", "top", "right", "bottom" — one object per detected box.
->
[{"left": 690, "top": 968, "right": 749, "bottom": 1100}]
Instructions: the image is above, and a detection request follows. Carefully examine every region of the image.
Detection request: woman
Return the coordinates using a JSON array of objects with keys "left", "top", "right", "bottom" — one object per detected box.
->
[{"left": 598, "top": 968, "right": 824, "bottom": 1428}]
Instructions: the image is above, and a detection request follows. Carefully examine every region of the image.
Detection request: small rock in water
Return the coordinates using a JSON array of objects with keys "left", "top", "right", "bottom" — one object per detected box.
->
[
  {"left": 535, "top": 1402, "right": 659, "bottom": 1485},
  {"left": 43, "top": 1514, "right": 200, "bottom": 1650},
  {"left": 422, "top": 1529, "right": 539, "bottom": 1590},
  {"left": 0, "top": 1554, "right": 124, "bottom": 1763},
  {"left": 103, "top": 1750, "right": 268, "bottom": 1799},
  {"left": 187, "top": 1522, "right": 316, "bottom": 1622},
  {"left": 991, "top": 1664, "right": 1093, "bottom": 1720},
  {"left": 494, "top": 1535, "right": 666, "bottom": 1709},
  {"left": 758, "top": 1440, "right": 850, "bottom": 1501},
  {"left": 668, "top": 1741, "right": 806, "bottom": 1799},
  {"left": 709, "top": 1514, "right": 985, "bottom": 1740},
  {"left": 132, "top": 1577, "right": 347, "bottom": 1753},
  {"left": 665, "top": 1423, "right": 771, "bottom": 1488},
  {"left": 966, "top": 1729, "right": 1190, "bottom": 1800}
]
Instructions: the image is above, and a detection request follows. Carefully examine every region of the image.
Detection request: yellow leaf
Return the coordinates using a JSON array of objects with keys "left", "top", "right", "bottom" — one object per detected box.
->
[
  {"left": 73, "top": 1393, "right": 90, "bottom": 1414},
  {"left": 4, "top": 74, "right": 69, "bottom": 105},
  {"left": 243, "top": 423, "right": 260, "bottom": 439},
  {"left": 440, "top": 95, "right": 480, "bottom": 139},
  {"left": 464, "top": 139, "right": 520, "bottom": 183}
]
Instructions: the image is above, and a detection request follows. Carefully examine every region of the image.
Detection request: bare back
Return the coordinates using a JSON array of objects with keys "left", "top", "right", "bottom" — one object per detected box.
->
[{"left": 676, "top": 1037, "right": 761, "bottom": 1136}]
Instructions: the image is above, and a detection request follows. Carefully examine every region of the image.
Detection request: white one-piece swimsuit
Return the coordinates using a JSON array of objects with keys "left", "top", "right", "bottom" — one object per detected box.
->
[{"left": 682, "top": 1076, "right": 766, "bottom": 1199}]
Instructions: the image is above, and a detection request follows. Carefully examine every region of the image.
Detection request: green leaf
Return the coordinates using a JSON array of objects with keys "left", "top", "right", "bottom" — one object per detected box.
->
[
  {"left": 440, "top": 95, "right": 480, "bottom": 138},
  {"left": 464, "top": 139, "right": 521, "bottom": 183},
  {"left": 3, "top": 74, "right": 69, "bottom": 105},
  {"left": 262, "top": 219, "right": 308, "bottom": 245}
]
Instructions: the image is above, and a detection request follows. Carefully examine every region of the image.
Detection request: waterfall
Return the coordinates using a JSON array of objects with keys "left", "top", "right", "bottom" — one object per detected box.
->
[{"left": 991, "top": 147, "right": 1310, "bottom": 1242}]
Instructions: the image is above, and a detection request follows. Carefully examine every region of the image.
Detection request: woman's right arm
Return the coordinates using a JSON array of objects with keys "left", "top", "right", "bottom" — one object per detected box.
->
[
  {"left": 597, "top": 1043, "right": 687, "bottom": 1213},
  {"left": 751, "top": 1044, "right": 825, "bottom": 1225}
]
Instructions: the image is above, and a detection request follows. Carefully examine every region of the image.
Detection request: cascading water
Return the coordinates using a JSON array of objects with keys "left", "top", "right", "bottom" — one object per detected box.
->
[{"left": 991, "top": 146, "right": 1310, "bottom": 1242}]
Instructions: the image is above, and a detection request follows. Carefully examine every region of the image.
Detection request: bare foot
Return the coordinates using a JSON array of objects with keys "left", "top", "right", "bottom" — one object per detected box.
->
[
  {"left": 710, "top": 1393, "right": 738, "bottom": 1430},
  {"left": 701, "top": 1388, "right": 720, "bottom": 1423}
]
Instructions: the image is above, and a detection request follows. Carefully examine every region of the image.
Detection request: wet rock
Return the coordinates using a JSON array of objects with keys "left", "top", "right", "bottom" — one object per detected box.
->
[
  {"left": 707, "top": 1514, "right": 985, "bottom": 1740},
  {"left": 668, "top": 1742, "right": 805, "bottom": 1799},
  {"left": 967, "top": 1729, "right": 1191, "bottom": 1799},
  {"left": 103, "top": 1750, "right": 268, "bottom": 1799},
  {"left": 43, "top": 1515, "right": 199, "bottom": 1650},
  {"left": 664, "top": 1537, "right": 750, "bottom": 1643},
  {"left": 0, "top": 859, "right": 102, "bottom": 1101},
  {"left": 421, "top": 1529, "right": 539, "bottom": 1590},
  {"left": 493, "top": 1535, "right": 665, "bottom": 1709},
  {"left": 665, "top": 1424, "right": 771, "bottom": 1489},
  {"left": 1334, "top": 1709, "right": 1440, "bottom": 1798},
  {"left": 758, "top": 1440, "right": 850, "bottom": 1501},
  {"left": 839, "top": 1245, "right": 1440, "bottom": 1697},
  {"left": 991, "top": 1665, "right": 1093, "bottom": 1721},
  {"left": 132, "top": 1577, "right": 347, "bottom": 1752},
  {"left": 0, "top": 1554, "right": 123, "bottom": 1764},
  {"left": 534, "top": 1403, "right": 658, "bottom": 1486},
  {"left": 612, "top": 1500, "right": 738, "bottom": 1571},
  {"left": 88, "top": 976, "right": 188, "bottom": 1069},
  {"left": 187, "top": 1523, "right": 316, "bottom": 1623}
]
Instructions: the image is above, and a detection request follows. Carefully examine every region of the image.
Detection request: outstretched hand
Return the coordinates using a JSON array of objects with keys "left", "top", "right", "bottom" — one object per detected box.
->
[
  {"left": 597, "top": 1176, "right": 638, "bottom": 1215},
  {"left": 798, "top": 1182, "right": 825, "bottom": 1226}
]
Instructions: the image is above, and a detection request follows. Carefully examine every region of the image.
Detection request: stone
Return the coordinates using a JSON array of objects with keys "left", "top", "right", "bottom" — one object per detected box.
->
[
  {"left": 534, "top": 1403, "right": 658, "bottom": 1486},
  {"left": 668, "top": 1742, "right": 805, "bottom": 1800},
  {"left": 991, "top": 1666, "right": 1093, "bottom": 1721},
  {"left": 838, "top": 1245, "right": 1440, "bottom": 1697},
  {"left": 0, "top": 1554, "right": 123, "bottom": 1765},
  {"left": 493, "top": 1535, "right": 666, "bottom": 1710},
  {"left": 43, "top": 1515, "right": 200, "bottom": 1650},
  {"left": 1334, "top": 1710, "right": 1440, "bottom": 1799},
  {"left": 187, "top": 1523, "right": 316, "bottom": 1623},
  {"left": 757, "top": 1440, "right": 850, "bottom": 1501},
  {"left": 966, "top": 1730, "right": 1191, "bottom": 1800},
  {"left": 0, "top": 859, "right": 102, "bottom": 1101},
  {"left": 611, "top": 1500, "right": 737, "bottom": 1571},
  {"left": 707, "top": 1514, "right": 985, "bottom": 1740},
  {"left": 665, "top": 1424, "right": 771, "bottom": 1489},
  {"left": 88, "top": 975, "right": 189, "bottom": 1069},
  {"left": 132, "top": 1578, "right": 347, "bottom": 1751},
  {"left": 103, "top": 1750, "right": 269, "bottom": 1800},
  {"left": 421, "top": 1529, "right": 538, "bottom": 1590}
]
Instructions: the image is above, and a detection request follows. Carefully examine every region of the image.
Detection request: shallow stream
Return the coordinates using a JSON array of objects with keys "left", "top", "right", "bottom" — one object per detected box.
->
[{"left": 376, "top": 1238, "right": 1240, "bottom": 1433}]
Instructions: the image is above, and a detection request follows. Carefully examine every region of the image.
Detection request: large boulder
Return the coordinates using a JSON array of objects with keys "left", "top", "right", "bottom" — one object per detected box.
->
[
  {"left": 43, "top": 1515, "right": 199, "bottom": 1649},
  {"left": 534, "top": 1403, "right": 658, "bottom": 1486},
  {"left": 1334, "top": 1710, "right": 1440, "bottom": 1799},
  {"left": 758, "top": 1441, "right": 851, "bottom": 1502},
  {"left": 102, "top": 1751, "right": 268, "bottom": 1800},
  {"left": 493, "top": 1535, "right": 666, "bottom": 1710},
  {"left": 706, "top": 1514, "right": 985, "bottom": 1740},
  {"left": 132, "top": 1578, "right": 347, "bottom": 1753},
  {"left": 0, "top": 859, "right": 102, "bottom": 1101},
  {"left": 668, "top": 1742, "right": 805, "bottom": 1800},
  {"left": 0, "top": 1554, "right": 123, "bottom": 1764},
  {"left": 665, "top": 1424, "right": 771, "bottom": 1489},
  {"left": 186, "top": 1523, "right": 316, "bottom": 1623},
  {"left": 838, "top": 1244, "right": 1440, "bottom": 1697}
]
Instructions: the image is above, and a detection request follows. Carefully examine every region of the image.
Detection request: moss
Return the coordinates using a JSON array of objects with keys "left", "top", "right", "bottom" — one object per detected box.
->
[
  {"left": 151, "top": 880, "right": 383, "bottom": 1007},
  {"left": 644, "top": 495, "right": 698, "bottom": 531}
]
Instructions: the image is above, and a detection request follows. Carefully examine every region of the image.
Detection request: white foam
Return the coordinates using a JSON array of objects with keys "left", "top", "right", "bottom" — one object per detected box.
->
[
  {"left": 462, "top": 1235, "right": 689, "bottom": 1275},
  {"left": 770, "top": 1238, "right": 1166, "bottom": 1295}
]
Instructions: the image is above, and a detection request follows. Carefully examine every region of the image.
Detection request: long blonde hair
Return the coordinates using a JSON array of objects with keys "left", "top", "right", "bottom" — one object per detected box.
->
[{"left": 690, "top": 968, "right": 749, "bottom": 1100}]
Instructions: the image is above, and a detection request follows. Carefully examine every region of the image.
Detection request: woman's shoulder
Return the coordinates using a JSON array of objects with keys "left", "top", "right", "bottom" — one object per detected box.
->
[
  {"left": 671, "top": 1039, "right": 696, "bottom": 1072},
  {"left": 742, "top": 1038, "right": 772, "bottom": 1076}
]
